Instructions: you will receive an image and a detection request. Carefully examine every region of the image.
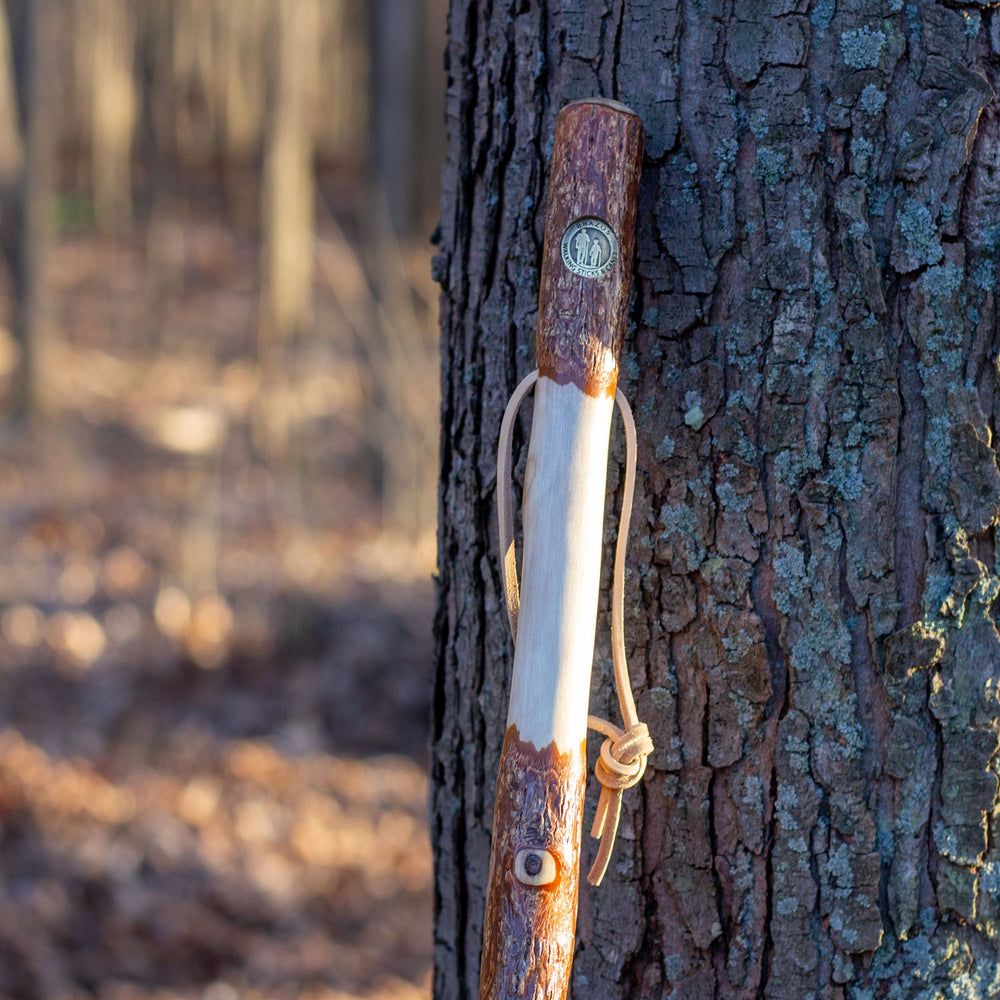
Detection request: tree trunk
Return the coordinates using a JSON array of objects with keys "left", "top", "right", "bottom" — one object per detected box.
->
[
  {"left": 87, "top": 0, "right": 136, "bottom": 231},
  {"left": 432, "top": 4, "right": 1000, "bottom": 1000},
  {"left": 11, "top": 0, "right": 58, "bottom": 418},
  {"left": 217, "top": 0, "right": 267, "bottom": 228},
  {"left": 256, "top": 0, "right": 319, "bottom": 453},
  {"left": 368, "top": 0, "right": 425, "bottom": 238},
  {"left": 260, "top": 0, "right": 318, "bottom": 349},
  {"left": 0, "top": 0, "right": 23, "bottom": 329},
  {"left": 0, "top": 0, "right": 21, "bottom": 184},
  {"left": 368, "top": 0, "right": 448, "bottom": 238}
]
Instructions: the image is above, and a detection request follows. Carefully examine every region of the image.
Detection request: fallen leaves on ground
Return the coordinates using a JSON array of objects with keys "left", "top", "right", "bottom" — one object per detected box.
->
[
  {"left": 0, "top": 728, "right": 431, "bottom": 1000},
  {"left": 0, "top": 206, "right": 438, "bottom": 999}
]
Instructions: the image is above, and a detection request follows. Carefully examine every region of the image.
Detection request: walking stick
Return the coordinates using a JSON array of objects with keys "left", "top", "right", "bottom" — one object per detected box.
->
[{"left": 479, "top": 99, "right": 652, "bottom": 1000}]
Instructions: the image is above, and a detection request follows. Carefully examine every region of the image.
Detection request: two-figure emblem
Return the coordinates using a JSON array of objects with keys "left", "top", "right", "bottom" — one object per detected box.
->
[{"left": 560, "top": 217, "right": 619, "bottom": 279}]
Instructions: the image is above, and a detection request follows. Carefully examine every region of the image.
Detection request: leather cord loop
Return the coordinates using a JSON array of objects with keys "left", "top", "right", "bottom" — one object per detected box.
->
[{"left": 496, "top": 369, "right": 653, "bottom": 887}]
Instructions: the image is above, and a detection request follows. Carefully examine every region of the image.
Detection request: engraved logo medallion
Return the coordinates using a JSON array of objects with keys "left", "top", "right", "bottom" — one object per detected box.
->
[{"left": 560, "top": 217, "right": 618, "bottom": 279}]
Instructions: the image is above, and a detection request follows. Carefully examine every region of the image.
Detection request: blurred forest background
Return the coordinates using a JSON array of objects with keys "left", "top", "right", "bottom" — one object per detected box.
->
[{"left": 0, "top": 1, "right": 445, "bottom": 998}]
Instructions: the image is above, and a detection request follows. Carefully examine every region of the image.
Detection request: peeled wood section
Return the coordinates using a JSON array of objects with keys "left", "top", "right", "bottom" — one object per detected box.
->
[{"left": 505, "top": 380, "right": 616, "bottom": 752}]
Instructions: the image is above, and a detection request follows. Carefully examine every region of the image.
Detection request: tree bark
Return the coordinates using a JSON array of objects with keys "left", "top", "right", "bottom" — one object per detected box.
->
[{"left": 432, "top": 4, "right": 1000, "bottom": 999}]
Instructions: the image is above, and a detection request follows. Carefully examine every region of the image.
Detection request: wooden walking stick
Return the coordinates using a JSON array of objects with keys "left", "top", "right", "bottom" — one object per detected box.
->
[{"left": 480, "top": 99, "right": 652, "bottom": 1000}]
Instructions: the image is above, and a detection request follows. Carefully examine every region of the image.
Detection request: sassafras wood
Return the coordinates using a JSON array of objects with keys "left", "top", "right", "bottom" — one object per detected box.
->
[{"left": 478, "top": 99, "right": 644, "bottom": 1000}]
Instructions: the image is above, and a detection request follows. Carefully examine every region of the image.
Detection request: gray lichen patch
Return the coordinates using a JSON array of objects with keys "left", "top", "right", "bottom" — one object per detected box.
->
[
  {"left": 752, "top": 145, "right": 789, "bottom": 191},
  {"left": 859, "top": 83, "right": 887, "bottom": 116},
  {"left": 840, "top": 27, "right": 888, "bottom": 70},
  {"left": 638, "top": 683, "right": 682, "bottom": 773},
  {"left": 892, "top": 199, "right": 943, "bottom": 272},
  {"left": 657, "top": 501, "right": 705, "bottom": 574}
]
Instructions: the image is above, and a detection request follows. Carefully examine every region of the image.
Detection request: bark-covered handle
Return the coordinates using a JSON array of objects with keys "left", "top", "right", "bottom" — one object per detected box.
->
[
  {"left": 478, "top": 726, "right": 587, "bottom": 1000},
  {"left": 536, "top": 99, "right": 644, "bottom": 398}
]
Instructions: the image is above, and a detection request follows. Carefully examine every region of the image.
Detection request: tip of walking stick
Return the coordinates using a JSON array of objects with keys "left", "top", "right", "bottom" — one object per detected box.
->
[{"left": 561, "top": 97, "right": 640, "bottom": 119}]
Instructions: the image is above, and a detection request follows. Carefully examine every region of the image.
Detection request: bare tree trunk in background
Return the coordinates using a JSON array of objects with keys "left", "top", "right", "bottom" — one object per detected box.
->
[
  {"left": 316, "top": 0, "right": 368, "bottom": 164},
  {"left": 368, "top": 0, "right": 423, "bottom": 238},
  {"left": 368, "top": 0, "right": 448, "bottom": 238},
  {"left": 0, "top": 0, "right": 22, "bottom": 337},
  {"left": 432, "top": 4, "right": 1000, "bottom": 999},
  {"left": 358, "top": 0, "right": 445, "bottom": 533},
  {"left": 12, "top": 0, "right": 58, "bottom": 417},
  {"left": 363, "top": 235, "right": 441, "bottom": 535},
  {"left": 217, "top": 0, "right": 267, "bottom": 227},
  {"left": 0, "top": 0, "right": 20, "bottom": 183},
  {"left": 88, "top": 0, "right": 136, "bottom": 231},
  {"left": 257, "top": 0, "right": 319, "bottom": 453},
  {"left": 170, "top": 0, "right": 217, "bottom": 166}
]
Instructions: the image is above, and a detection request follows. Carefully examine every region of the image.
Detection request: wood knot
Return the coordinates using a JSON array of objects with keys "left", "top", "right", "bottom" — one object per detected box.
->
[{"left": 514, "top": 847, "right": 558, "bottom": 886}]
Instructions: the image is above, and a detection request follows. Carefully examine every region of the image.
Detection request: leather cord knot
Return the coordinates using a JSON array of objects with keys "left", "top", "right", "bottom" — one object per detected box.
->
[
  {"left": 586, "top": 719, "right": 654, "bottom": 885},
  {"left": 595, "top": 721, "right": 653, "bottom": 790},
  {"left": 497, "top": 369, "right": 653, "bottom": 889}
]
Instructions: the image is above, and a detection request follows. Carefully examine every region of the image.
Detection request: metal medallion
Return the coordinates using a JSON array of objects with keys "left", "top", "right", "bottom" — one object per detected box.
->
[{"left": 560, "top": 217, "right": 618, "bottom": 279}]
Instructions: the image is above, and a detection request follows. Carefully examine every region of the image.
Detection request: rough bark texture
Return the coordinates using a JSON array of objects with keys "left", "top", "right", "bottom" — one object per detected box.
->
[
  {"left": 432, "top": 3, "right": 1000, "bottom": 1000},
  {"left": 479, "top": 727, "right": 587, "bottom": 1000},
  {"left": 536, "top": 100, "right": 643, "bottom": 397}
]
